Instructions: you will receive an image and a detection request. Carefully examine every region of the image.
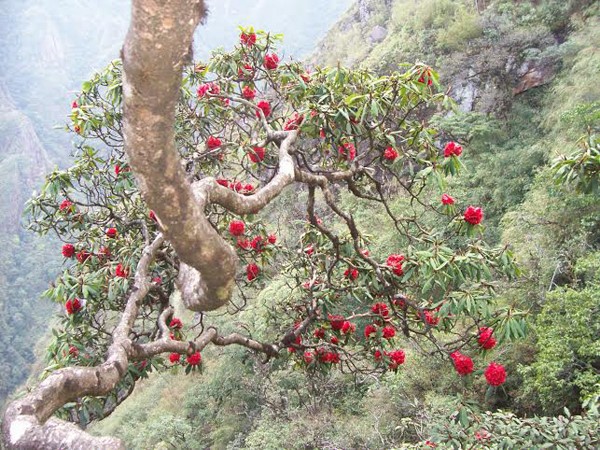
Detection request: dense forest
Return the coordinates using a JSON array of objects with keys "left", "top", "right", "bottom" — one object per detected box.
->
[{"left": 1, "top": 0, "right": 599, "bottom": 449}]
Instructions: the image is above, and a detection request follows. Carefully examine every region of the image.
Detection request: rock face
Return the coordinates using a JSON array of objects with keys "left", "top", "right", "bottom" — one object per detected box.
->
[
  {"left": 513, "top": 57, "right": 556, "bottom": 95},
  {"left": 369, "top": 25, "right": 387, "bottom": 43}
]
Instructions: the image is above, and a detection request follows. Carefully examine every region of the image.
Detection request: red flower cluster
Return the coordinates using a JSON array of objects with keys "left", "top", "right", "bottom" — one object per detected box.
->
[
  {"left": 304, "top": 245, "right": 315, "bottom": 256},
  {"left": 317, "top": 348, "right": 340, "bottom": 364},
  {"left": 338, "top": 142, "right": 356, "bottom": 161},
  {"left": 186, "top": 351, "right": 202, "bottom": 366},
  {"left": 169, "top": 353, "right": 181, "bottom": 364},
  {"left": 115, "top": 263, "right": 128, "bottom": 278},
  {"left": 207, "top": 136, "right": 222, "bottom": 150},
  {"left": 169, "top": 318, "right": 183, "bottom": 329},
  {"left": 364, "top": 324, "right": 377, "bottom": 338},
  {"left": 283, "top": 112, "right": 304, "bottom": 131},
  {"left": 478, "top": 327, "right": 497, "bottom": 350},
  {"left": 303, "top": 351, "right": 314, "bottom": 364},
  {"left": 418, "top": 68, "right": 433, "bottom": 86},
  {"left": 59, "top": 199, "right": 73, "bottom": 212},
  {"left": 263, "top": 53, "right": 279, "bottom": 70},
  {"left": 383, "top": 147, "right": 398, "bottom": 161},
  {"left": 62, "top": 244, "right": 75, "bottom": 258},
  {"left": 76, "top": 250, "right": 91, "bottom": 263},
  {"left": 441, "top": 193, "right": 455, "bottom": 205},
  {"left": 374, "top": 349, "right": 383, "bottom": 361},
  {"left": 344, "top": 267, "right": 359, "bottom": 281},
  {"left": 216, "top": 179, "right": 256, "bottom": 194},
  {"left": 246, "top": 263, "right": 260, "bottom": 281},
  {"left": 484, "top": 362, "right": 507, "bottom": 386},
  {"left": 68, "top": 346, "right": 79, "bottom": 357},
  {"left": 424, "top": 310, "right": 440, "bottom": 326},
  {"left": 464, "top": 206, "right": 483, "bottom": 225},
  {"left": 386, "top": 254, "right": 405, "bottom": 276},
  {"left": 242, "top": 85, "right": 255, "bottom": 100},
  {"left": 106, "top": 227, "right": 117, "bottom": 238},
  {"left": 328, "top": 314, "right": 345, "bottom": 331},
  {"left": 228, "top": 220, "right": 245, "bottom": 236},
  {"left": 240, "top": 32, "right": 256, "bottom": 46},
  {"left": 65, "top": 298, "right": 82, "bottom": 315},
  {"left": 371, "top": 302, "right": 389, "bottom": 317},
  {"left": 340, "top": 321, "right": 354, "bottom": 335},
  {"left": 197, "top": 82, "right": 220, "bottom": 98},
  {"left": 149, "top": 210, "right": 157, "bottom": 222},
  {"left": 443, "top": 141, "right": 463, "bottom": 157},
  {"left": 387, "top": 349, "right": 406, "bottom": 369},
  {"left": 248, "top": 146, "right": 265, "bottom": 163},
  {"left": 238, "top": 64, "right": 254, "bottom": 81},
  {"left": 450, "top": 351, "right": 474, "bottom": 376},
  {"left": 313, "top": 328, "right": 325, "bottom": 339},
  {"left": 256, "top": 100, "right": 271, "bottom": 118},
  {"left": 267, "top": 234, "right": 277, "bottom": 244},
  {"left": 382, "top": 325, "right": 396, "bottom": 339}
]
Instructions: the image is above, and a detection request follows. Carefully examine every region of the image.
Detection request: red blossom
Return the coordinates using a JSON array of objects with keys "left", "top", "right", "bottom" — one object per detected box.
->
[
  {"left": 62, "top": 244, "right": 75, "bottom": 258},
  {"left": 106, "top": 227, "right": 117, "bottom": 238},
  {"left": 152, "top": 276, "right": 162, "bottom": 284},
  {"left": 284, "top": 112, "right": 304, "bottom": 131},
  {"left": 169, "top": 353, "right": 181, "bottom": 364},
  {"left": 374, "top": 349, "right": 383, "bottom": 361},
  {"left": 464, "top": 206, "right": 483, "bottom": 225},
  {"left": 251, "top": 235, "right": 265, "bottom": 252},
  {"left": 59, "top": 199, "right": 73, "bottom": 212},
  {"left": 364, "top": 324, "right": 377, "bottom": 338},
  {"left": 418, "top": 68, "right": 433, "bottom": 86},
  {"left": 246, "top": 263, "right": 260, "bottom": 281},
  {"left": 263, "top": 53, "right": 279, "bottom": 70},
  {"left": 228, "top": 220, "right": 245, "bottom": 237},
  {"left": 424, "top": 310, "right": 439, "bottom": 326},
  {"left": 443, "top": 141, "right": 463, "bottom": 157},
  {"left": 344, "top": 267, "right": 359, "bottom": 281},
  {"left": 382, "top": 325, "right": 396, "bottom": 340},
  {"left": 149, "top": 210, "right": 157, "bottom": 222},
  {"left": 68, "top": 346, "right": 79, "bottom": 357},
  {"left": 74, "top": 125, "right": 81, "bottom": 134},
  {"left": 256, "top": 100, "right": 271, "bottom": 118},
  {"left": 65, "top": 298, "right": 82, "bottom": 315},
  {"left": 241, "top": 85, "right": 255, "bottom": 100},
  {"left": 450, "top": 351, "right": 474, "bottom": 376},
  {"left": 169, "top": 318, "right": 183, "bottom": 329},
  {"left": 248, "top": 146, "right": 265, "bottom": 163},
  {"left": 478, "top": 327, "right": 497, "bottom": 350},
  {"left": 386, "top": 254, "right": 405, "bottom": 276},
  {"left": 304, "top": 245, "right": 315, "bottom": 256},
  {"left": 115, "top": 263, "right": 129, "bottom": 278},
  {"left": 383, "top": 146, "right": 399, "bottom": 161},
  {"left": 76, "top": 250, "right": 91, "bottom": 263},
  {"left": 341, "top": 321, "right": 356, "bottom": 335},
  {"left": 197, "top": 82, "right": 220, "bottom": 98},
  {"left": 330, "top": 336, "right": 339, "bottom": 345},
  {"left": 207, "top": 136, "right": 222, "bottom": 150},
  {"left": 267, "top": 234, "right": 277, "bottom": 244},
  {"left": 328, "top": 314, "right": 345, "bottom": 331},
  {"left": 186, "top": 351, "right": 202, "bottom": 366},
  {"left": 338, "top": 142, "right": 356, "bottom": 161},
  {"left": 303, "top": 351, "right": 313, "bottom": 364},
  {"left": 71, "top": 101, "right": 78, "bottom": 109},
  {"left": 484, "top": 362, "right": 507, "bottom": 386},
  {"left": 371, "top": 302, "right": 389, "bottom": 318},
  {"left": 441, "top": 193, "right": 455, "bottom": 205},
  {"left": 319, "top": 129, "right": 326, "bottom": 138},
  {"left": 240, "top": 32, "right": 256, "bottom": 46},
  {"left": 313, "top": 328, "right": 325, "bottom": 339},
  {"left": 99, "top": 246, "right": 111, "bottom": 258},
  {"left": 237, "top": 239, "right": 251, "bottom": 250},
  {"left": 238, "top": 64, "right": 254, "bottom": 80},
  {"left": 386, "top": 349, "right": 406, "bottom": 369}
]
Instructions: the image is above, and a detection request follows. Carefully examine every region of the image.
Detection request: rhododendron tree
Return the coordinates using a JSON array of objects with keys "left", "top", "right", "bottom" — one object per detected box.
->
[{"left": 3, "top": 1, "right": 524, "bottom": 448}]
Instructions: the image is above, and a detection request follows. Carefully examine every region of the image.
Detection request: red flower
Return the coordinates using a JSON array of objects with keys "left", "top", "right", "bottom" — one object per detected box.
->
[
  {"left": 303, "top": 351, "right": 313, "bottom": 364},
  {"left": 59, "top": 199, "right": 73, "bottom": 212},
  {"left": 186, "top": 351, "right": 202, "bottom": 366},
  {"left": 418, "top": 68, "right": 433, "bottom": 86},
  {"left": 169, "top": 318, "right": 183, "bottom": 329},
  {"left": 246, "top": 263, "right": 260, "bottom": 281},
  {"left": 65, "top": 298, "right": 82, "bottom": 315},
  {"left": 328, "top": 314, "right": 345, "bottom": 331},
  {"left": 341, "top": 321, "right": 356, "bottom": 335},
  {"left": 149, "top": 210, "right": 157, "bottom": 222},
  {"left": 319, "top": 129, "right": 326, "bottom": 139},
  {"left": 207, "top": 136, "right": 222, "bottom": 150},
  {"left": 441, "top": 193, "right": 455, "bottom": 205},
  {"left": 243, "top": 183, "right": 255, "bottom": 193},
  {"left": 238, "top": 64, "right": 254, "bottom": 80},
  {"left": 443, "top": 141, "right": 463, "bottom": 157},
  {"left": 330, "top": 336, "right": 339, "bottom": 345},
  {"left": 169, "top": 353, "right": 181, "bottom": 364},
  {"left": 76, "top": 250, "right": 91, "bottom": 263},
  {"left": 382, "top": 325, "right": 396, "bottom": 340},
  {"left": 228, "top": 220, "right": 245, "bottom": 236},
  {"left": 197, "top": 82, "right": 220, "bottom": 98},
  {"left": 74, "top": 125, "right": 81, "bottom": 134},
  {"left": 383, "top": 147, "right": 398, "bottom": 161},
  {"left": 313, "top": 328, "right": 325, "bottom": 339},
  {"left": 344, "top": 267, "right": 359, "bottom": 281},
  {"left": 267, "top": 234, "right": 277, "bottom": 244},
  {"left": 99, "top": 246, "right": 111, "bottom": 258},
  {"left": 216, "top": 179, "right": 229, "bottom": 187},
  {"left": 317, "top": 349, "right": 340, "bottom": 364},
  {"left": 304, "top": 245, "right": 315, "bottom": 256},
  {"left": 424, "top": 310, "right": 439, "bottom": 326},
  {"left": 371, "top": 302, "right": 389, "bottom": 318},
  {"left": 374, "top": 349, "right": 383, "bottom": 361},
  {"left": 241, "top": 85, "right": 255, "bottom": 100},
  {"left": 386, "top": 254, "right": 405, "bottom": 276},
  {"left": 256, "top": 100, "right": 271, "bottom": 118},
  {"left": 71, "top": 101, "right": 78, "bottom": 109},
  {"left": 237, "top": 238, "right": 251, "bottom": 250},
  {"left": 152, "top": 276, "right": 162, "bottom": 284},
  {"left": 484, "top": 362, "right": 507, "bottom": 386},
  {"left": 251, "top": 235, "right": 265, "bottom": 252},
  {"left": 464, "top": 206, "right": 483, "bottom": 225},
  {"left": 263, "top": 53, "right": 279, "bottom": 70},
  {"left": 240, "top": 32, "right": 256, "bottom": 46},
  {"left": 386, "top": 349, "right": 406, "bottom": 369},
  {"left": 115, "top": 165, "right": 122, "bottom": 176},
  {"left": 106, "top": 227, "right": 117, "bottom": 238},
  {"left": 115, "top": 263, "right": 129, "bottom": 278},
  {"left": 68, "top": 346, "right": 79, "bottom": 357},
  {"left": 364, "top": 324, "right": 377, "bottom": 338},
  {"left": 338, "top": 142, "right": 356, "bottom": 161},
  {"left": 450, "top": 351, "right": 474, "bottom": 376},
  {"left": 478, "top": 327, "right": 497, "bottom": 350},
  {"left": 62, "top": 244, "right": 75, "bottom": 258},
  {"left": 284, "top": 112, "right": 304, "bottom": 131},
  {"left": 248, "top": 146, "right": 265, "bottom": 163}
]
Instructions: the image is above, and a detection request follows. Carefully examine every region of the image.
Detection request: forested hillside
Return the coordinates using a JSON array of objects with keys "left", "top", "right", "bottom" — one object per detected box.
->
[{"left": 81, "top": 1, "right": 599, "bottom": 448}]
